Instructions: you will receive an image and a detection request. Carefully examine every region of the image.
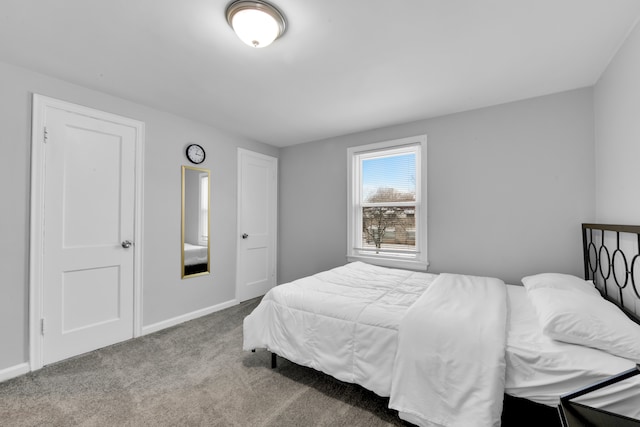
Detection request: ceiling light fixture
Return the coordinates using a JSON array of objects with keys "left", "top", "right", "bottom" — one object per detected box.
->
[{"left": 225, "top": 0, "right": 286, "bottom": 48}]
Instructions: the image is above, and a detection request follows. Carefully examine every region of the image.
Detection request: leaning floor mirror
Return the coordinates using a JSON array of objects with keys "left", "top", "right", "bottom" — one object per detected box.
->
[{"left": 181, "top": 165, "right": 210, "bottom": 278}]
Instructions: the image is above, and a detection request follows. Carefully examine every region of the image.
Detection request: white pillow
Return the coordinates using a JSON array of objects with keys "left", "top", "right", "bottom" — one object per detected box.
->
[
  {"left": 521, "top": 273, "right": 600, "bottom": 296},
  {"left": 527, "top": 287, "right": 640, "bottom": 362}
]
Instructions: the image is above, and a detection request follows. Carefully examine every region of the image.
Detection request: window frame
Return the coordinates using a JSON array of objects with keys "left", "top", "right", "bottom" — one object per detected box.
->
[{"left": 347, "top": 135, "right": 428, "bottom": 271}]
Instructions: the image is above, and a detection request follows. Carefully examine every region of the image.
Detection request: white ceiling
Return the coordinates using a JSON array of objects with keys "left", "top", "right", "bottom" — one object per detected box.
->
[{"left": 1, "top": 1, "right": 639, "bottom": 147}]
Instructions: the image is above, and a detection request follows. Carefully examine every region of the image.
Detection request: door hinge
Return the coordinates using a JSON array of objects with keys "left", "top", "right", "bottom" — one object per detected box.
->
[
  {"left": 43, "top": 126, "right": 49, "bottom": 143},
  {"left": 40, "top": 318, "right": 45, "bottom": 335}
]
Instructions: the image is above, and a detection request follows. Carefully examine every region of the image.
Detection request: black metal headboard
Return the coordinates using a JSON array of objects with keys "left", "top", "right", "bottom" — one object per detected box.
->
[{"left": 582, "top": 223, "right": 640, "bottom": 324}]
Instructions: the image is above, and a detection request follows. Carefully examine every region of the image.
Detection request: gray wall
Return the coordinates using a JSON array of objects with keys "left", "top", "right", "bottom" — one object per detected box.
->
[
  {"left": 279, "top": 88, "right": 596, "bottom": 285},
  {"left": 0, "top": 60, "right": 278, "bottom": 371},
  {"left": 594, "top": 21, "right": 640, "bottom": 223}
]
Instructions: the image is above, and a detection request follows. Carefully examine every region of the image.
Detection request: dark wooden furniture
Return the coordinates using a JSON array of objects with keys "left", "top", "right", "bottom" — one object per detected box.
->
[{"left": 558, "top": 365, "right": 640, "bottom": 427}]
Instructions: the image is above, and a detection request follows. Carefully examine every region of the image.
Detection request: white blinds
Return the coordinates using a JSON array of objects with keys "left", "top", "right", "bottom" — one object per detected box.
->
[{"left": 360, "top": 146, "right": 417, "bottom": 204}]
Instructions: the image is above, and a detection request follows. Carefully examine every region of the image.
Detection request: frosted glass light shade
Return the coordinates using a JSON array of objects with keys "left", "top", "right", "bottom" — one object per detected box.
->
[{"left": 226, "top": 1, "right": 286, "bottom": 48}]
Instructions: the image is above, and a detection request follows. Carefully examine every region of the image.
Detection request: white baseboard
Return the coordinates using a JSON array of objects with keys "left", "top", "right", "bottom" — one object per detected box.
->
[
  {"left": 0, "top": 362, "right": 30, "bottom": 383},
  {"left": 141, "top": 299, "right": 239, "bottom": 336}
]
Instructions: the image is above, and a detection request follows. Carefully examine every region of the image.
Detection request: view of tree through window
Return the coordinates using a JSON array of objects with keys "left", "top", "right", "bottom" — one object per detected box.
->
[{"left": 361, "top": 153, "right": 416, "bottom": 253}]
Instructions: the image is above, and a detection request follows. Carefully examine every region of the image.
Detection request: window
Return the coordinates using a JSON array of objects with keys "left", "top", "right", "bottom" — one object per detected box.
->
[
  {"left": 198, "top": 173, "right": 209, "bottom": 245},
  {"left": 347, "top": 135, "right": 427, "bottom": 270}
]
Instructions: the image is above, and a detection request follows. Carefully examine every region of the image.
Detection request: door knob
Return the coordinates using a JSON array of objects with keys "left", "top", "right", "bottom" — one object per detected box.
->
[
  {"left": 242, "top": 233, "right": 249, "bottom": 239},
  {"left": 121, "top": 240, "right": 132, "bottom": 248}
]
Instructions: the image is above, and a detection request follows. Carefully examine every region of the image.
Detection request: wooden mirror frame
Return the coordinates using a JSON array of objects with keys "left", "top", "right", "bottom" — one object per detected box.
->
[{"left": 181, "top": 165, "right": 211, "bottom": 278}]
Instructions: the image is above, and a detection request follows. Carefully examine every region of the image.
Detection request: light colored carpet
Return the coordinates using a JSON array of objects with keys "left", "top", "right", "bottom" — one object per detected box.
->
[{"left": 0, "top": 298, "right": 407, "bottom": 427}]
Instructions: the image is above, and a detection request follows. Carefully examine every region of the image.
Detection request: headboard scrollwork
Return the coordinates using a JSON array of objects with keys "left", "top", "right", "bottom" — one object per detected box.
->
[{"left": 582, "top": 223, "right": 640, "bottom": 322}]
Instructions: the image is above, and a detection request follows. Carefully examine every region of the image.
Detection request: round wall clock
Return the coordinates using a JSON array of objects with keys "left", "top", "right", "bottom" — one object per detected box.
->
[{"left": 186, "top": 143, "right": 206, "bottom": 164}]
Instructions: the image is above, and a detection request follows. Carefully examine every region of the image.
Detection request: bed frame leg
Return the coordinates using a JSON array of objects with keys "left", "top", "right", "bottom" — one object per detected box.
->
[{"left": 250, "top": 349, "right": 276, "bottom": 368}]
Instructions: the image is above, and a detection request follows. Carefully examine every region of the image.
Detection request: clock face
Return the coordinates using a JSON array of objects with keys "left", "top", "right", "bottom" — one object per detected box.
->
[{"left": 186, "top": 144, "right": 205, "bottom": 164}]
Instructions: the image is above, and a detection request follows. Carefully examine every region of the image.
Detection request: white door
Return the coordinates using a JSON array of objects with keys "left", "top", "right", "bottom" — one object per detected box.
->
[
  {"left": 36, "top": 98, "right": 140, "bottom": 365},
  {"left": 237, "top": 149, "right": 277, "bottom": 302}
]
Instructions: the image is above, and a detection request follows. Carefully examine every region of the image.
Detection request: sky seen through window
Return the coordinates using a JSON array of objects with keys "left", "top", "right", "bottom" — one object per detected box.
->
[{"left": 362, "top": 153, "right": 416, "bottom": 201}]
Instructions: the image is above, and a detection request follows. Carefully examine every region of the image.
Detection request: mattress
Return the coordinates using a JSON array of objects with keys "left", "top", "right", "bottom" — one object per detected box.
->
[{"left": 505, "top": 284, "right": 640, "bottom": 418}]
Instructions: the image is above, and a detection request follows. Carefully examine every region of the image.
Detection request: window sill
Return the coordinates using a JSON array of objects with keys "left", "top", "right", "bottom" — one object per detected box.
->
[{"left": 346, "top": 254, "right": 429, "bottom": 272}]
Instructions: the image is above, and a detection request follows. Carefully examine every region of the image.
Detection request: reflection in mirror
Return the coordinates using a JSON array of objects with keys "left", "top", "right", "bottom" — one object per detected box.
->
[{"left": 182, "top": 165, "right": 210, "bottom": 278}]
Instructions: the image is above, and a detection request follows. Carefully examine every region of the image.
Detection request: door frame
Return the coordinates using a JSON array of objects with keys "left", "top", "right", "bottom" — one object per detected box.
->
[
  {"left": 29, "top": 94, "right": 145, "bottom": 371},
  {"left": 235, "top": 148, "right": 278, "bottom": 301}
]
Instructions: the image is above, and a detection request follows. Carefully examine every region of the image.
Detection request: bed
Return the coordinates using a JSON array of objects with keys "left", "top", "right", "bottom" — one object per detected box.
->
[
  {"left": 183, "top": 242, "right": 208, "bottom": 275},
  {"left": 243, "top": 224, "right": 640, "bottom": 426}
]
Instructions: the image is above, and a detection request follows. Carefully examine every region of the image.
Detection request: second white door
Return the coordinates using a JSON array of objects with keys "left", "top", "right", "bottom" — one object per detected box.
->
[{"left": 236, "top": 149, "right": 277, "bottom": 302}]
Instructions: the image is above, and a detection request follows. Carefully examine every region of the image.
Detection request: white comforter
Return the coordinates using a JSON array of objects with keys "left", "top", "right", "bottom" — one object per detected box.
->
[
  {"left": 244, "top": 262, "right": 509, "bottom": 426},
  {"left": 243, "top": 261, "right": 437, "bottom": 396}
]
